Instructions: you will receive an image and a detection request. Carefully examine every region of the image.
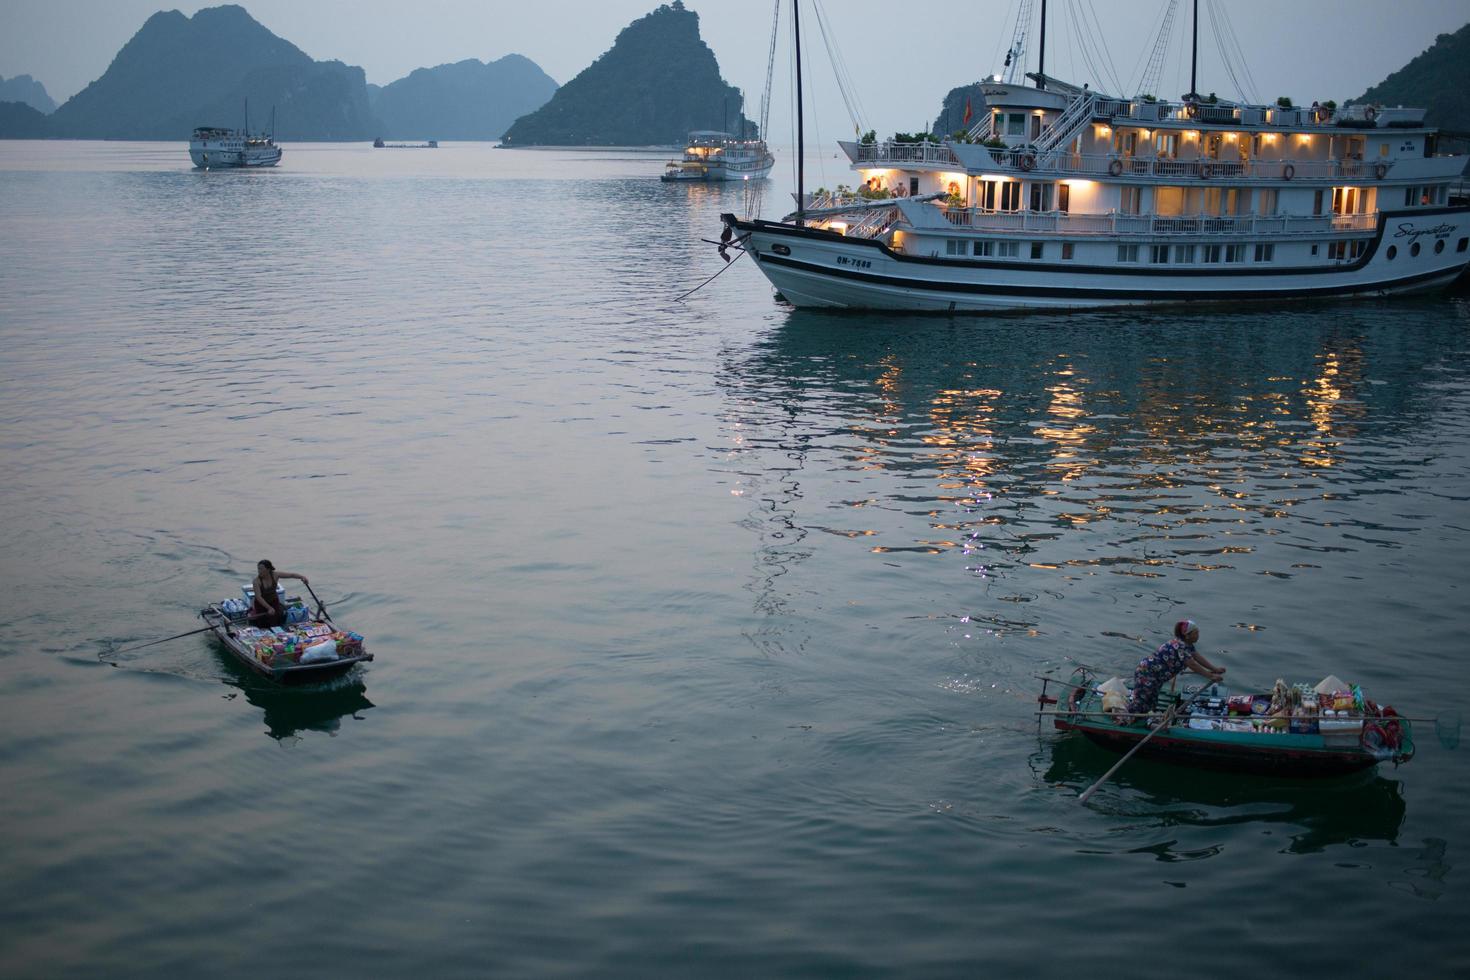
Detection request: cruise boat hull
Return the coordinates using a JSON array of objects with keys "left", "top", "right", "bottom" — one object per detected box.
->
[{"left": 723, "top": 208, "right": 1470, "bottom": 312}]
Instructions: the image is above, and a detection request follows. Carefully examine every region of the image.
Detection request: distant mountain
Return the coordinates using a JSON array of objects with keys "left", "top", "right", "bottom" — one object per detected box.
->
[
  {"left": 0, "top": 74, "right": 57, "bottom": 114},
  {"left": 502, "top": 1, "right": 753, "bottom": 146},
  {"left": 371, "top": 55, "right": 557, "bottom": 141},
  {"left": 931, "top": 82, "right": 988, "bottom": 139},
  {"left": 0, "top": 100, "right": 51, "bottom": 137},
  {"left": 1351, "top": 22, "right": 1470, "bottom": 131},
  {"left": 47, "top": 4, "right": 379, "bottom": 140}
]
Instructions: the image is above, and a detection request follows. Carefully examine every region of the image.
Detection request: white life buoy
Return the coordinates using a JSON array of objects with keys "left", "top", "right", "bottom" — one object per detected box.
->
[
  {"left": 1374, "top": 162, "right": 1388, "bottom": 179},
  {"left": 1108, "top": 158, "right": 1124, "bottom": 177},
  {"left": 1019, "top": 153, "right": 1036, "bottom": 172},
  {"left": 1282, "top": 163, "right": 1295, "bottom": 180}
]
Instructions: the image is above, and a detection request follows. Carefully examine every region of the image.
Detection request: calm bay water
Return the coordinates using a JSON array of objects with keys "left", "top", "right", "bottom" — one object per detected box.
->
[{"left": 1, "top": 140, "right": 1468, "bottom": 976}]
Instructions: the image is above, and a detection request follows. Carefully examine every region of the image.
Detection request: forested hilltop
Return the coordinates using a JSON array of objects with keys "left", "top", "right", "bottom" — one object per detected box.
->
[
  {"left": 1353, "top": 21, "right": 1470, "bottom": 131},
  {"left": 11, "top": 4, "right": 557, "bottom": 142},
  {"left": 502, "top": 1, "right": 753, "bottom": 146},
  {"left": 370, "top": 56, "right": 558, "bottom": 141},
  {"left": 47, "top": 5, "right": 378, "bottom": 140}
]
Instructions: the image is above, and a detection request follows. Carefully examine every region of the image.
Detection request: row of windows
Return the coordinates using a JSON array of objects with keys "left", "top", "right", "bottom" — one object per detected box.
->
[
  {"left": 1385, "top": 237, "right": 1469, "bottom": 260},
  {"left": 942, "top": 236, "right": 1470, "bottom": 264},
  {"left": 1121, "top": 243, "right": 1274, "bottom": 263}
]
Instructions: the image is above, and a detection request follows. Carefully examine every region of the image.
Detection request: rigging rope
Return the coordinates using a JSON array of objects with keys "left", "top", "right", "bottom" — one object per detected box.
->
[
  {"left": 1214, "top": 0, "right": 1261, "bottom": 104},
  {"left": 1081, "top": 0, "right": 1126, "bottom": 93},
  {"left": 811, "top": 0, "right": 868, "bottom": 134},
  {"left": 759, "top": 0, "right": 780, "bottom": 141},
  {"left": 1205, "top": 0, "right": 1251, "bottom": 104},
  {"left": 1136, "top": 0, "right": 1178, "bottom": 97}
]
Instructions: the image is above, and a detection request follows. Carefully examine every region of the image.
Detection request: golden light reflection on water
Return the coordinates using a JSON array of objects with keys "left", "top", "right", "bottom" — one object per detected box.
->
[{"left": 722, "top": 320, "right": 1461, "bottom": 589}]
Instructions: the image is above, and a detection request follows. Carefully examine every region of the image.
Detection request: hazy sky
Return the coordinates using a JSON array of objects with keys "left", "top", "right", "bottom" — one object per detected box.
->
[{"left": 3, "top": 0, "right": 1467, "bottom": 136}]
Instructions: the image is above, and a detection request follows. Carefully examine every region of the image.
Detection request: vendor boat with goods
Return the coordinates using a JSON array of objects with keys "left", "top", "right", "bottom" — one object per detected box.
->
[
  {"left": 1039, "top": 667, "right": 1414, "bottom": 777},
  {"left": 201, "top": 584, "right": 370, "bottom": 684}
]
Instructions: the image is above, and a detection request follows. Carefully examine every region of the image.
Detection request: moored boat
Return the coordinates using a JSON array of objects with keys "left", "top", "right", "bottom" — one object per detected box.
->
[
  {"left": 1040, "top": 666, "right": 1414, "bottom": 777},
  {"left": 662, "top": 130, "right": 774, "bottom": 182},
  {"left": 721, "top": 1, "right": 1469, "bottom": 311},
  {"left": 201, "top": 591, "right": 371, "bottom": 684},
  {"left": 189, "top": 125, "right": 281, "bottom": 169}
]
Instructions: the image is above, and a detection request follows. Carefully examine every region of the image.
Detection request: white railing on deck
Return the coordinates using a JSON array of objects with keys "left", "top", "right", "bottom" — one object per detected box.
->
[
  {"left": 851, "top": 141, "right": 963, "bottom": 166},
  {"left": 936, "top": 208, "right": 1378, "bottom": 237}
]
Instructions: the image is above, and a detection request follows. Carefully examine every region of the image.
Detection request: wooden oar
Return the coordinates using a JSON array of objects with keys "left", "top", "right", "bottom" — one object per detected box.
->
[
  {"left": 109, "top": 623, "right": 216, "bottom": 655},
  {"left": 1077, "top": 688, "right": 1209, "bottom": 805},
  {"left": 303, "top": 581, "right": 333, "bottom": 624}
]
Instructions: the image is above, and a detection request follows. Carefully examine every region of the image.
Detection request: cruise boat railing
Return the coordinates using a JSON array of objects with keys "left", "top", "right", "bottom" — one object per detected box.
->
[
  {"left": 936, "top": 208, "right": 1378, "bottom": 237},
  {"left": 852, "top": 142, "right": 963, "bottom": 166}
]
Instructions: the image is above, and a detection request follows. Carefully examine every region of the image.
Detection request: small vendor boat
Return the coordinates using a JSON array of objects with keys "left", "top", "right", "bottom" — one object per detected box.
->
[
  {"left": 1039, "top": 666, "right": 1414, "bottom": 777},
  {"left": 200, "top": 590, "right": 371, "bottom": 685}
]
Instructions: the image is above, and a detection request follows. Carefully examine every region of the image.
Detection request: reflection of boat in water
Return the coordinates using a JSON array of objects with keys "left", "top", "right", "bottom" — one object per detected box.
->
[
  {"left": 236, "top": 676, "right": 375, "bottom": 741},
  {"left": 1037, "top": 731, "right": 1408, "bottom": 851},
  {"left": 373, "top": 137, "right": 438, "bottom": 148},
  {"left": 662, "top": 131, "right": 774, "bottom": 182}
]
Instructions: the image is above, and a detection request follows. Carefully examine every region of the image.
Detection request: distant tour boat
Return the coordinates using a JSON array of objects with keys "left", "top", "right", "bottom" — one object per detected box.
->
[
  {"left": 373, "top": 137, "right": 439, "bottom": 148},
  {"left": 662, "top": 131, "right": 774, "bottom": 182},
  {"left": 191, "top": 101, "right": 281, "bottom": 169}
]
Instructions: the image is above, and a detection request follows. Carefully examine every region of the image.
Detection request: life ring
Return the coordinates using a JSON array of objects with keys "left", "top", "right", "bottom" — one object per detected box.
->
[
  {"left": 1108, "top": 158, "right": 1123, "bottom": 177},
  {"left": 1019, "top": 153, "right": 1036, "bottom": 172},
  {"left": 1282, "top": 163, "right": 1295, "bottom": 180},
  {"left": 1364, "top": 106, "right": 1378, "bottom": 122},
  {"left": 1200, "top": 162, "right": 1214, "bottom": 180},
  {"left": 1374, "top": 162, "right": 1388, "bottom": 179}
]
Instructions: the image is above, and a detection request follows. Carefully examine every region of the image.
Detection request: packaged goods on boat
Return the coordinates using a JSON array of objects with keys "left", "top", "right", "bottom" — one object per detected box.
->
[
  {"left": 1040, "top": 667, "right": 1414, "bottom": 776},
  {"left": 199, "top": 590, "right": 371, "bottom": 683}
]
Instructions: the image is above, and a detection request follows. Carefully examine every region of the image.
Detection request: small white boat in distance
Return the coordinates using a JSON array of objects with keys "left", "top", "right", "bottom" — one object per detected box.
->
[
  {"left": 189, "top": 126, "right": 282, "bottom": 169},
  {"left": 662, "top": 130, "right": 774, "bottom": 182}
]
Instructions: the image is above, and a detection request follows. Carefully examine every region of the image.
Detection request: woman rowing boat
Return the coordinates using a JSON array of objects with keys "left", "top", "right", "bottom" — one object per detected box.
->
[{"left": 248, "top": 559, "right": 310, "bottom": 628}]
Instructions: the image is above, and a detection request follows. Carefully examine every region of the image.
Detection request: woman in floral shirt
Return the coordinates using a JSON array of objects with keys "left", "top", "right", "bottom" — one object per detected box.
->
[{"left": 1125, "top": 619, "right": 1226, "bottom": 718}]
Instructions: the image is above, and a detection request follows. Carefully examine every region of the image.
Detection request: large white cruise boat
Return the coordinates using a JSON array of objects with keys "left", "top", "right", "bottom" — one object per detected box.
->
[
  {"left": 663, "top": 131, "right": 776, "bottom": 182},
  {"left": 722, "top": 2, "right": 1469, "bottom": 312},
  {"left": 189, "top": 125, "right": 282, "bottom": 169}
]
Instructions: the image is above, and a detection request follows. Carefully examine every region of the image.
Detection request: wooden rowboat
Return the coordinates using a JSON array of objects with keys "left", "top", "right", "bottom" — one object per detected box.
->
[
  {"left": 200, "top": 599, "right": 372, "bottom": 685},
  {"left": 1040, "top": 667, "right": 1414, "bottom": 777}
]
